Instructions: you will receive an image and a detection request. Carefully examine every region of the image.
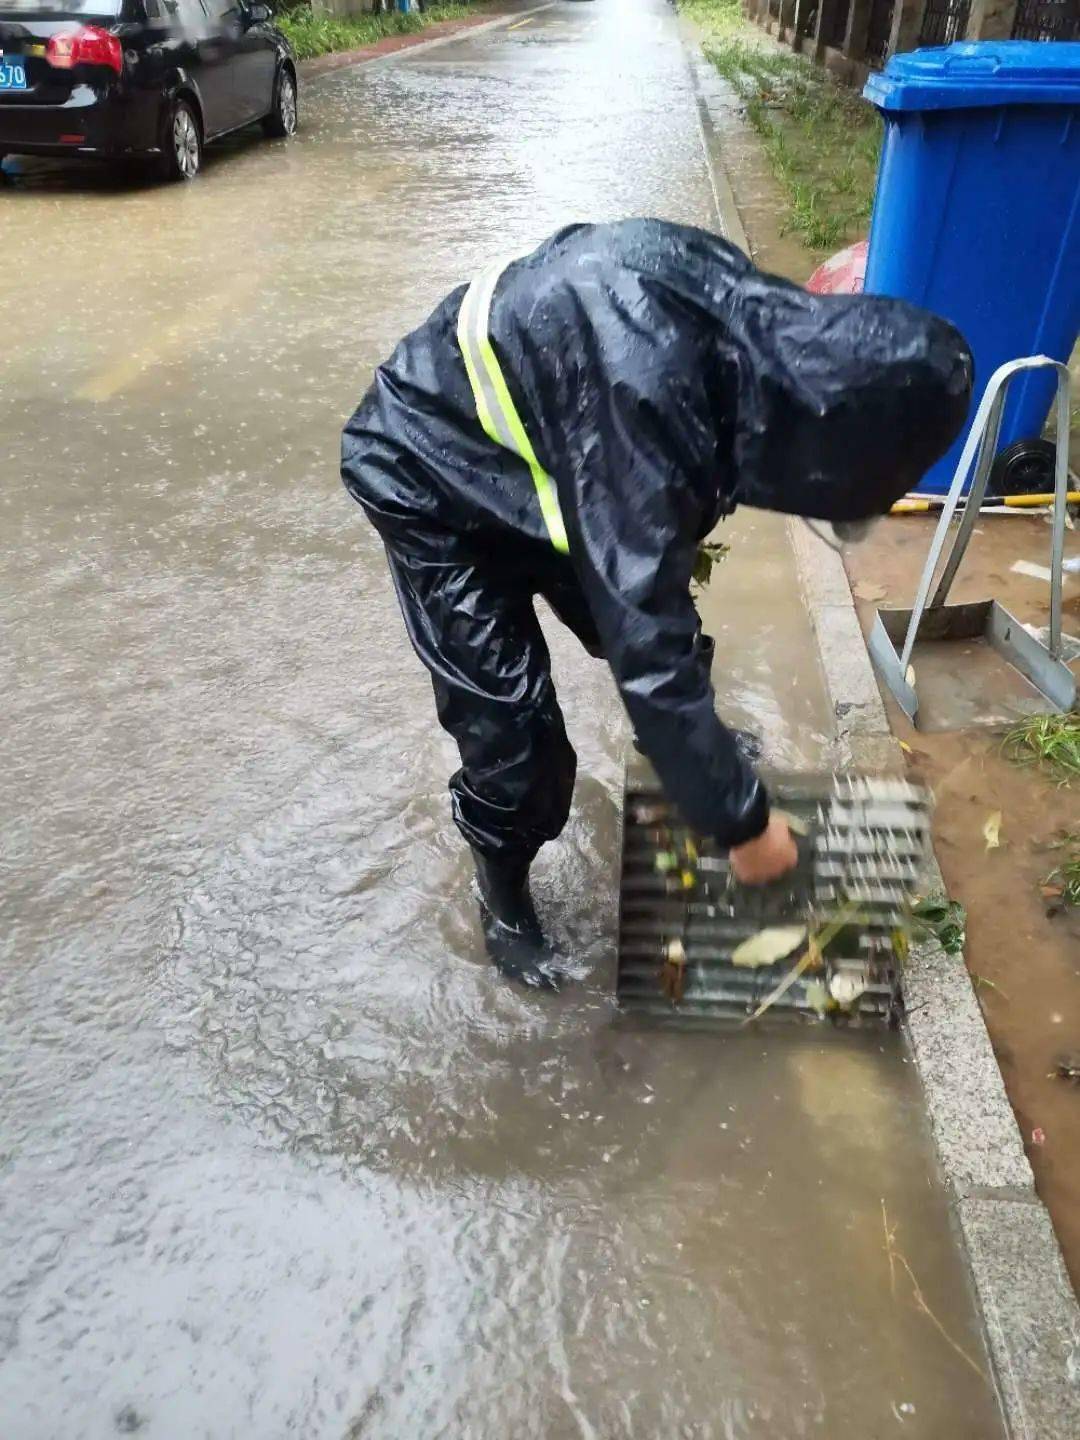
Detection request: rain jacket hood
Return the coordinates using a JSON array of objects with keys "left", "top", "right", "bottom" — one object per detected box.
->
[
  {"left": 728, "top": 277, "right": 973, "bottom": 522},
  {"left": 343, "top": 220, "right": 973, "bottom": 856}
]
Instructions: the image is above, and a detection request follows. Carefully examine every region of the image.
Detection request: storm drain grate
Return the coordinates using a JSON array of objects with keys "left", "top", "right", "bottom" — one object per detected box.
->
[{"left": 616, "top": 769, "right": 932, "bottom": 1024}]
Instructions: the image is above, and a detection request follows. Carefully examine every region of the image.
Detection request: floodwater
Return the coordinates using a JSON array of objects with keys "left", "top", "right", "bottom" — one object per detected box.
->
[{"left": 1, "top": 1, "right": 1002, "bottom": 1435}]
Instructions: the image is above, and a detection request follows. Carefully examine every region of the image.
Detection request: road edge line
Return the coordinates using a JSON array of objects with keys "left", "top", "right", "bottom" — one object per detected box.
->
[
  {"left": 684, "top": 45, "right": 751, "bottom": 255},
  {"left": 685, "top": 25, "right": 1080, "bottom": 1438}
]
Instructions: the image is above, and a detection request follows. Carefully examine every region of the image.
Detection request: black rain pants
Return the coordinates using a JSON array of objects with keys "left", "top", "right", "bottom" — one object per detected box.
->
[{"left": 383, "top": 527, "right": 602, "bottom": 866}]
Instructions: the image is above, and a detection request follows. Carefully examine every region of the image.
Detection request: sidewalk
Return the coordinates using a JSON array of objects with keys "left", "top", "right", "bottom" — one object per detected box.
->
[{"left": 684, "top": 25, "right": 1080, "bottom": 1440}]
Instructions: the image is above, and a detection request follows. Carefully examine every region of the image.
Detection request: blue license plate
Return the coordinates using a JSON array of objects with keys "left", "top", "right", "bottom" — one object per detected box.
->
[{"left": 0, "top": 58, "right": 29, "bottom": 92}]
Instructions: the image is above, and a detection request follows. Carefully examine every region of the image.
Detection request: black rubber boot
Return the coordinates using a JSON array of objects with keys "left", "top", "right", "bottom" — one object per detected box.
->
[{"left": 473, "top": 852, "right": 564, "bottom": 991}]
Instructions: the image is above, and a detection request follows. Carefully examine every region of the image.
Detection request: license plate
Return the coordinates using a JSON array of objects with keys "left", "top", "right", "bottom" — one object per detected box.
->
[{"left": 0, "top": 58, "right": 29, "bottom": 93}]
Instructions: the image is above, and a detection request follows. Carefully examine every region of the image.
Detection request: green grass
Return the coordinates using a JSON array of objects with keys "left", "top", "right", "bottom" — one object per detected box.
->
[
  {"left": 910, "top": 895, "right": 967, "bottom": 956},
  {"left": 682, "top": 0, "right": 881, "bottom": 252},
  {"left": 1044, "top": 831, "right": 1080, "bottom": 908},
  {"left": 275, "top": 2, "right": 474, "bottom": 62},
  {"left": 691, "top": 538, "right": 731, "bottom": 591},
  {"left": 1002, "top": 712, "right": 1080, "bottom": 786}
]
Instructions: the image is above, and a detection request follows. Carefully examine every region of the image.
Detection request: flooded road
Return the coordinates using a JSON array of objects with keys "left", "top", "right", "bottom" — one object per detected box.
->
[{"left": 2, "top": 2, "right": 1002, "bottom": 1435}]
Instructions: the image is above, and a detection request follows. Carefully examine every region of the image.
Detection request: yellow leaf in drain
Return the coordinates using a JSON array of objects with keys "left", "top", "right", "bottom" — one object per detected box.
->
[{"left": 731, "top": 925, "right": 807, "bottom": 969}]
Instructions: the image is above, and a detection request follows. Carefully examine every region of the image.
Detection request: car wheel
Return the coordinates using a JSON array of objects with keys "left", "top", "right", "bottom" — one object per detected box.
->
[
  {"left": 262, "top": 67, "right": 298, "bottom": 140},
  {"left": 161, "top": 99, "right": 201, "bottom": 182}
]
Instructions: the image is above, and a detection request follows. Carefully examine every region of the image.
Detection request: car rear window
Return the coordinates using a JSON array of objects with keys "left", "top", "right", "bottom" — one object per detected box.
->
[{"left": 0, "top": 0, "right": 124, "bottom": 14}]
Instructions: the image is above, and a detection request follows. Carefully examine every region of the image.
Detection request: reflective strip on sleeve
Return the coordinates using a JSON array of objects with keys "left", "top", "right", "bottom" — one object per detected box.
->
[{"left": 456, "top": 256, "right": 570, "bottom": 556}]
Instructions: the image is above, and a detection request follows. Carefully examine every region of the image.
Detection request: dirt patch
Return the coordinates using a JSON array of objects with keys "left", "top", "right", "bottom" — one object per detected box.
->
[{"left": 847, "top": 518, "right": 1080, "bottom": 1288}]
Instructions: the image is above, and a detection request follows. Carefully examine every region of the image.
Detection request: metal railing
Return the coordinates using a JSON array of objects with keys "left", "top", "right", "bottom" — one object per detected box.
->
[
  {"left": 799, "top": 2, "right": 818, "bottom": 35},
  {"left": 865, "top": 0, "right": 896, "bottom": 62},
  {"left": 825, "top": 0, "right": 852, "bottom": 46},
  {"left": 919, "top": 0, "right": 972, "bottom": 45},
  {"left": 748, "top": 0, "right": 1079, "bottom": 71},
  {"left": 1012, "top": 0, "right": 1080, "bottom": 40}
]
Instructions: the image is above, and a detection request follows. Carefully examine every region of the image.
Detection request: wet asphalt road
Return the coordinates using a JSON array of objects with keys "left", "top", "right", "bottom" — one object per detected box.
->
[{"left": 1, "top": 3, "right": 1002, "bottom": 1436}]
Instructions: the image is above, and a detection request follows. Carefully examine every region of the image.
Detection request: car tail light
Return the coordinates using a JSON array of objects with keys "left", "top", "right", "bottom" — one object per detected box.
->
[{"left": 46, "top": 26, "right": 123, "bottom": 75}]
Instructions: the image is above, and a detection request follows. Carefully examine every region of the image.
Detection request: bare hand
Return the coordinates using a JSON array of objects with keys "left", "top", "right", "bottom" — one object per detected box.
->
[{"left": 729, "top": 815, "right": 799, "bottom": 886}]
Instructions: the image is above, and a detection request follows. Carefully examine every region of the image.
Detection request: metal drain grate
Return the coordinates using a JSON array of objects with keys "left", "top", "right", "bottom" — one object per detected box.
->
[{"left": 616, "top": 769, "right": 932, "bottom": 1024}]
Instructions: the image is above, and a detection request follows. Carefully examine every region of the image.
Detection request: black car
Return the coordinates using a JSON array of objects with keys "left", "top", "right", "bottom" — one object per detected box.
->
[{"left": 0, "top": 0, "right": 297, "bottom": 180}]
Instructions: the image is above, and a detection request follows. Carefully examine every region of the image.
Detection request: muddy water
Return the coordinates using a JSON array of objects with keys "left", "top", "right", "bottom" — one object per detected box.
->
[
  {"left": 699, "top": 509, "right": 833, "bottom": 765},
  {"left": 1, "top": 2, "right": 1001, "bottom": 1435},
  {"left": 849, "top": 517, "right": 1080, "bottom": 1289}
]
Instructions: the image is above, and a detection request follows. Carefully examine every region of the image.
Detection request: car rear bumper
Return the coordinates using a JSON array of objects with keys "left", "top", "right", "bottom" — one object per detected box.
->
[{"left": 0, "top": 87, "right": 156, "bottom": 158}]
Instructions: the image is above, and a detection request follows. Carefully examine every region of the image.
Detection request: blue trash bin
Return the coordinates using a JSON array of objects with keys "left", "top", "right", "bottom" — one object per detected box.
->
[{"left": 863, "top": 41, "right": 1080, "bottom": 495}]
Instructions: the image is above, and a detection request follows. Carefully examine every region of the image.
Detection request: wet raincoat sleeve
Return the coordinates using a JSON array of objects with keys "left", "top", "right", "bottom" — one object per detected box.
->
[{"left": 533, "top": 337, "right": 770, "bottom": 849}]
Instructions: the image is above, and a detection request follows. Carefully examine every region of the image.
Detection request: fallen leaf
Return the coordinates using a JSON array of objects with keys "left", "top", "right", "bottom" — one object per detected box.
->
[
  {"left": 1040, "top": 884, "right": 1064, "bottom": 900},
  {"left": 898, "top": 740, "right": 913, "bottom": 755},
  {"left": 853, "top": 581, "right": 887, "bottom": 602},
  {"left": 983, "top": 811, "right": 1003, "bottom": 851},
  {"left": 732, "top": 925, "right": 807, "bottom": 969}
]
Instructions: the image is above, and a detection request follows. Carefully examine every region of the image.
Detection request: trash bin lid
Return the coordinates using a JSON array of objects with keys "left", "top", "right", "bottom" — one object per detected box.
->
[{"left": 864, "top": 40, "right": 1080, "bottom": 113}]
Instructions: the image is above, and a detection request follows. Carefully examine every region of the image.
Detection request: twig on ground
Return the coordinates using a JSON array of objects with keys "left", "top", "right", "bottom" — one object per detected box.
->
[
  {"left": 882, "top": 1198, "right": 896, "bottom": 1298},
  {"left": 882, "top": 1196, "right": 987, "bottom": 1381}
]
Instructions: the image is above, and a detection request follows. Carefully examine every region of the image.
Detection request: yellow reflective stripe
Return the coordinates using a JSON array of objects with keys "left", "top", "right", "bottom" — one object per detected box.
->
[
  {"left": 457, "top": 256, "right": 570, "bottom": 556},
  {"left": 474, "top": 277, "right": 570, "bottom": 556},
  {"left": 456, "top": 278, "right": 505, "bottom": 452}
]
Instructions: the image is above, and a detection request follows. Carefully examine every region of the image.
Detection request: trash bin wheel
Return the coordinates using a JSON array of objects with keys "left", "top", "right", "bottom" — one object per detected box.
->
[{"left": 989, "top": 437, "right": 1057, "bottom": 498}]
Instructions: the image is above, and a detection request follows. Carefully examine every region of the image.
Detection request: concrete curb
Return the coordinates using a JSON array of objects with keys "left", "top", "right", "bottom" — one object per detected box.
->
[
  {"left": 685, "top": 49, "right": 751, "bottom": 255},
  {"left": 686, "top": 38, "right": 1080, "bottom": 1440},
  {"left": 301, "top": 3, "right": 557, "bottom": 86}
]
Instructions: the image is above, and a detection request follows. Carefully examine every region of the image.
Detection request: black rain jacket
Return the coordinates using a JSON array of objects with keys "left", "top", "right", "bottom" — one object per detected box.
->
[{"left": 343, "top": 219, "right": 972, "bottom": 847}]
